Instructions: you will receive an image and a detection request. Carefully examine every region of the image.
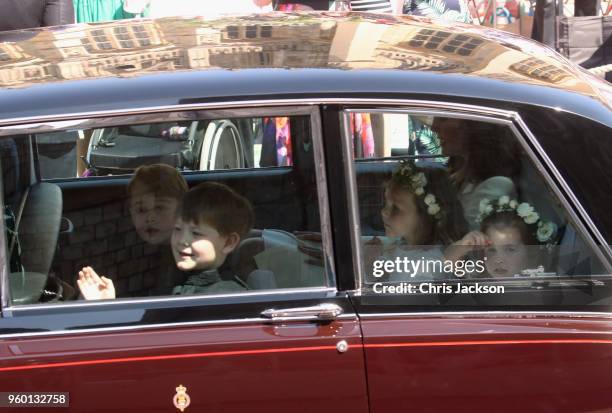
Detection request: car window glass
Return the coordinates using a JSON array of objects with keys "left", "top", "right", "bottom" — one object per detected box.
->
[
  {"left": 521, "top": 109, "right": 612, "bottom": 244},
  {"left": 3, "top": 114, "right": 328, "bottom": 306},
  {"left": 34, "top": 117, "right": 294, "bottom": 179},
  {"left": 346, "top": 111, "right": 611, "bottom": 307}
]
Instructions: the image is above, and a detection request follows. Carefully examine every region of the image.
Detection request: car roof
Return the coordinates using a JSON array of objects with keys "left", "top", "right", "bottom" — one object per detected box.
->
[{"left": 0, "top": 12, "right": 610, "bottom": 125}]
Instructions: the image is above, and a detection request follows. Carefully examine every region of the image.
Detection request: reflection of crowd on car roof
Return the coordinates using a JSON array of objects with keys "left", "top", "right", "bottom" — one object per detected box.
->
[{"left": 0, "top": 0, "right": 473, "bottom": 32}]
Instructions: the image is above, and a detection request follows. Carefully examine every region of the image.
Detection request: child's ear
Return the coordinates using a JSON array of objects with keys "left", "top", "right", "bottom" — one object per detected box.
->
[{"left": 222, "top": 232, "right": 240, "bottom": 254}]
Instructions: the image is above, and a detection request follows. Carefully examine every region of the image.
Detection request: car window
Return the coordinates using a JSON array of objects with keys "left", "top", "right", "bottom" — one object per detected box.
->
[
  {"left": 3, "top": 112, "right": 329, "bottom": 306},
  {"left": 34, "top": 117, "right": 295, "bottom": 179},
  {"left": 520, "top": 108, "right": 612, "bottom": 244},
  {"left": 346, "top": 110, "right": 611, "bottom": 307}
]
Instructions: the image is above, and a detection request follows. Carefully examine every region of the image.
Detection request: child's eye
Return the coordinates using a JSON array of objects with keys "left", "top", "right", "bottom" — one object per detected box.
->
[{"left": 192, "top": 231, "right": 205, "bottom": 237}]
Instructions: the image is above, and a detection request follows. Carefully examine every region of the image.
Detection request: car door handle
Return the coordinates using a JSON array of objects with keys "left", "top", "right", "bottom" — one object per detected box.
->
[{"left": 260, "top": 303, "right": 344, "bottom": 321}]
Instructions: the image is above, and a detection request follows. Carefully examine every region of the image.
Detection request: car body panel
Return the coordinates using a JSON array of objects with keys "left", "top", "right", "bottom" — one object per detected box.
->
[
  {"left": 358, "top": 312, "right": 612, "bottom": 413},
  {"left": 0, "top": 295, "right": 369, "bottom": 412}
]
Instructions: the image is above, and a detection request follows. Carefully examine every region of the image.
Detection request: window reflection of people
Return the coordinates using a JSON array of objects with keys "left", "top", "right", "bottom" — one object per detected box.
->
[{"left": 433, "top": 118, "right": 520, "bottom": 230}]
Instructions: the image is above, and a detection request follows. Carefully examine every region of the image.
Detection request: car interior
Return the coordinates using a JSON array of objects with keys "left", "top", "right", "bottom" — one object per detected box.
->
[
  {"left": 1, "top": 114, "right": 326, "bottom": 305},
  {"left": 350, "top": 112, "right": 609, "bottom": 305}
]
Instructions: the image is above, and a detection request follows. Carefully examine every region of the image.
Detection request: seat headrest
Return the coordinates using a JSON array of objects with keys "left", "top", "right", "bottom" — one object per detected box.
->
[
  {"left": 0, "top": 138, "right": 20, "bottom": 206},
  {"left": 230, "top": 236, "right": 265, "bottom": 282}
]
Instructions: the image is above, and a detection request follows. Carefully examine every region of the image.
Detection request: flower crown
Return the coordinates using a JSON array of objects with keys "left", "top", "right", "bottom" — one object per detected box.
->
[
  {"left": 392, "top": 160, "right": 443, "bottom": 221},
  {"left": 477, "top": 196, "right": 558, "bottom": 245}
]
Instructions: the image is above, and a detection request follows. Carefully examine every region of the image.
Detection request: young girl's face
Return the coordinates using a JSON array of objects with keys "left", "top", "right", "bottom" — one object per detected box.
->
[
  {"left": 484, "top": 225, "right": 529, "bottom": 278},
  {"left": 381, "top": 188, "right": 427, "bottom": 244},
  {"left": 129, "top": 188, "right": 179, "bottom": 245}
]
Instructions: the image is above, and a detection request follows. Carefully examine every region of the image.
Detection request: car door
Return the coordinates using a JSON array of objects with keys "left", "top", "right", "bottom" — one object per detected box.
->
[
  {"left": 0, "top": 105, "right": 369, "bottom": 413},
  {"left": 339, "top": 104, "right": 612, "bottom": 413}
]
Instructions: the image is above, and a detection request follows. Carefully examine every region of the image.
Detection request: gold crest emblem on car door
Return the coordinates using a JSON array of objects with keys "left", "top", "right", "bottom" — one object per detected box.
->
[{"left": 173, "top": 384, "right": 191, "bottom": 412}]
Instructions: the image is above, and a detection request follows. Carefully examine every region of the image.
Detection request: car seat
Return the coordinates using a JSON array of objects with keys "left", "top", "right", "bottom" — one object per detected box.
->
[
  {"left": 228, "top": 229, "right": 278, "bottom": 290},
  {"left": 1, "top": 137, "right": 64, "bottom": 303}
]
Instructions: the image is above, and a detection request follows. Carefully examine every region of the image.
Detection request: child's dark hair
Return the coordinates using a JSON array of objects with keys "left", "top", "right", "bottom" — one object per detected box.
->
[
  {"left": 480, "top": 211, "right": 537, "bottom": 245},
  {"left": 387, "top": 162, "right": 467, "bottom": 245},
  {"left": 179, "top": 182, "right": 254, "bottom": 240},
  {"left": 128, "top": 164, "right": 188, "bottom": 200}
]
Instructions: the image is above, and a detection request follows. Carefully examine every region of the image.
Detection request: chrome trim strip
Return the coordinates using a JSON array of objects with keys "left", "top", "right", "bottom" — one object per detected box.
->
[
  {"left": 512, "top": 114, "right": 612, "bottom": 266},
  {"left": 2, "top": 97, "right": 605, "bottom": 134},
  {"left": 4, "top": 287, "right": 337, "bottom": 313},
  {"left": 0, "top": 104, "right": 319, "bottom": 136},
  {"left": 0, "top": 313, "right": 358, "bottom": 340},
  {"left": 358, "top": 311, "right": 612, "bottom": 319},
  {"left": 310, "top": 106, "right": 337, "bottom": 286},
  {"left": 340, "top": 111, "right": 364, "bottom": 295},
  {"left": 345, "top": 107, "right": 516, "bottom": 121},
  {"left": 0, "top": 174, "right": 9, "bottom": 315}
]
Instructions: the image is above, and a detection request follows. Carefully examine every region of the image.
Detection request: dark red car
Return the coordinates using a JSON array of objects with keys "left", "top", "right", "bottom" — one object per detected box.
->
[{"left": 0, "top": 12, "right": 611, "bottom": 413}]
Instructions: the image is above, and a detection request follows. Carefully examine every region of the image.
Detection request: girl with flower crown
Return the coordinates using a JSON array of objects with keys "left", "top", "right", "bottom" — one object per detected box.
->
[
  {"left": 445, "top": 196, "right": 558, "bottom": 278},
  {"left": 365, "top": 160, "right": 468, "bottom": 280}
]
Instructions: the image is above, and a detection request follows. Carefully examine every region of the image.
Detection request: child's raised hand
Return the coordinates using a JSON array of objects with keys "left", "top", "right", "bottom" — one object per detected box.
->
[
  {"left": 445, "top": 231, "right": 490, "bottom": 262},
  {"left": 458, "top": 231, "right": 491, "bottom": 248},
  {"left": 77, "top": 266, "right": 116, "bottom": 300}
]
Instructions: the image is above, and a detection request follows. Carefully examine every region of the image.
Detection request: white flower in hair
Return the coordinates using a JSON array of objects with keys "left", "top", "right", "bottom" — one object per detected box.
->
[
  {"left": 411, "top": 172, "right": 427, "bottom": 188},
  {"left": 428, "top": 204, "right": 441, "bottom": 215},
  {"left": 516, "top": 202, "right": 534, "bottom": 217},
  {"left": 479, "top": 198, "right": 491, "bottom": 213},
  {"left": 392, "top": 160, "right": 444, "bottom": 222},
  {"left": 478, "top": 197, "right": 557, "bottom": 245},
  {"left": 524, "top": 212, "right": 540, "bottom": 224},
  {"left": 537, "top": 221, "right": 557, "bottom": 243}
]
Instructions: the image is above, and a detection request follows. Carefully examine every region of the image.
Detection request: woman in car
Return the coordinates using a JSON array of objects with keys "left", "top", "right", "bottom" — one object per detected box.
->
[{"left": 432, "top": 117, "right": 521, "bottom": 230}]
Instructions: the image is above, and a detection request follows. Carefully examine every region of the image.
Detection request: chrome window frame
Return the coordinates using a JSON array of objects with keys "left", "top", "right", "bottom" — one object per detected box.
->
[
  {"left": 342, "top": 104, "right": 612, "bottom": 293},
  {"left": 0, "top": 104, "right": 336, "bottom": 314}
]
